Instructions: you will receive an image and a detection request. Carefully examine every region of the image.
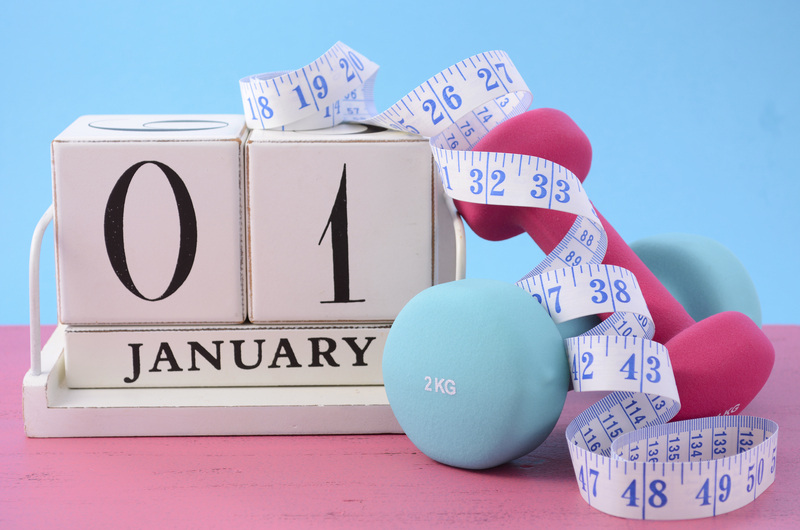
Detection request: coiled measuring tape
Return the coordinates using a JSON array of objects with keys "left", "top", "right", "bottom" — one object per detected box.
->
[{"left": 240, "top": 42, "right": 779, "bottom": 520}]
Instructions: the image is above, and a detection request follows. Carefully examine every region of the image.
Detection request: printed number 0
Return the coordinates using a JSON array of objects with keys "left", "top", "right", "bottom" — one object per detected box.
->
[{"left": 104, "top": 161, "right": 197, "bottom": 301}]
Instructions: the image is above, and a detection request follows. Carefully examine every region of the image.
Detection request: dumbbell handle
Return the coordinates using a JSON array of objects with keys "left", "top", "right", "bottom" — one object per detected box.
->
[{"left": 456, "top": 199, "right": 696, "bottom": 345}]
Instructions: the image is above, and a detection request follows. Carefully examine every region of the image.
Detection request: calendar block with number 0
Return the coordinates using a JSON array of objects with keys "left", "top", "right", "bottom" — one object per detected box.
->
[{"left": 52, "top": 115, "right": 248, "bottom": 325}]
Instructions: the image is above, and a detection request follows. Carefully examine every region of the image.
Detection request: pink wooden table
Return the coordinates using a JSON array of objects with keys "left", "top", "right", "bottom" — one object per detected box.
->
[{"left": 2, "top": 325, "right": 798, "bottom": 529}]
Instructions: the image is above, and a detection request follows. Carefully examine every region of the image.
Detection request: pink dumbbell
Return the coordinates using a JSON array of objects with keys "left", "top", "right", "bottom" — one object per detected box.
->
[{"left": 454, "top": 108, "right": 774, "bottom": 421}]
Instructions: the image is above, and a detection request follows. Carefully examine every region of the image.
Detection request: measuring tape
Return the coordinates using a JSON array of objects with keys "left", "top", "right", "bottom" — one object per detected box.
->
[{"left": 241, "top": 43, "right": 779, "bottom": 520}]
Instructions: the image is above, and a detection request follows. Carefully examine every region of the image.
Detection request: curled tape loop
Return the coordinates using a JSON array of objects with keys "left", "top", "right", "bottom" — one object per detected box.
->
[
  {"left": 241, "top": 43, "right": 778, "bottom": 520},
  {"left": 240, "top": 42, "right": 379, "bottom": 130}
]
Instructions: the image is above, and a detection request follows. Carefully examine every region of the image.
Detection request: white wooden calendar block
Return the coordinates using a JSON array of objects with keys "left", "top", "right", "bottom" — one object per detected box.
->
[
  {"left": 247, "top": 124, "right": 445, "bottom": 323},
  {"left": 52, "top": 115, "right": 248, "bottom": 325},
  {"left": 64, "top": 323, "right": 388, "bottom": 388}
]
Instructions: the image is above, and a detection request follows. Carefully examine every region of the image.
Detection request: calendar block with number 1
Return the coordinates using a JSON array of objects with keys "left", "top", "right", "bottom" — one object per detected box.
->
[{"left": 247, "top": 124, "right": 442, "bottom": 323}]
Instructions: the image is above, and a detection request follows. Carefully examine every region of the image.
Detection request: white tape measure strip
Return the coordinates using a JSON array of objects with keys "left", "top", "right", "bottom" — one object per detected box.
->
[
  {"left": 240, "top": 42, "right": 379, "bottom": 130},
  {"left": 518, "top": 264, "right": 654, "bottom": 335},
  {"left": 569, "top": 416, "right": 778, "bottom": 520},
  {"left": 572, "top": 335, "right": 671, "bottom": 398},
  {"left": 364, "top": 50, "right": 531, "bottom": 142},
  {"left": 240, "top": 44, "right": 778, "bottom": 520},
  {"left": 566, "top": 338, "right": 679, "bottom": 440},
  {"left": 431, "top": 149, "right": 613, "bottom": 284}
]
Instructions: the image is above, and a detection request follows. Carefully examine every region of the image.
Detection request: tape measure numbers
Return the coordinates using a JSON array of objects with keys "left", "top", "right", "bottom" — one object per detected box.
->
[
  {"left": 240, "top": 43, "right": 779, "bottom": 520},
  {"left": 569, "top": 415, "right": 778, "bottom": 520},
  {"left": 240, "top": 43, "right": 379, "bottom": 131}
]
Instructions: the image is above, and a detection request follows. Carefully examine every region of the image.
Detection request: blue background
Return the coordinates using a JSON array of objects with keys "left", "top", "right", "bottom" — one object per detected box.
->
[{"left": 1, "top": 0, "right": 797, "bottom": 325}]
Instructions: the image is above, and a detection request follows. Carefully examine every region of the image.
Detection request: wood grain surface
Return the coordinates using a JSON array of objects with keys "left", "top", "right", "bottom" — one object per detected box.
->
[{"left": 2, "top": 325, "right": 798, "bottom": 529}]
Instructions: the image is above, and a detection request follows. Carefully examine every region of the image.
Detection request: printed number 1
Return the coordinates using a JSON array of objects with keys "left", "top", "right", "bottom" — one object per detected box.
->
[{"left": 319, "top": 164, "right": 365, "bottom": 304}]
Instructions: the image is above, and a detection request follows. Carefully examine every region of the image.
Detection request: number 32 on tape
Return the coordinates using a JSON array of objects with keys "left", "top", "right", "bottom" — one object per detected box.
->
[{"left": 240, "top": 42, "right": 779, "bottom": 521}]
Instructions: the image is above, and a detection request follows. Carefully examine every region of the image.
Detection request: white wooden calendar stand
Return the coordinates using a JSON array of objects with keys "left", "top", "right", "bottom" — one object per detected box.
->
[{"left": 23, "top": 197, "right": 467, "bottom": 438}]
